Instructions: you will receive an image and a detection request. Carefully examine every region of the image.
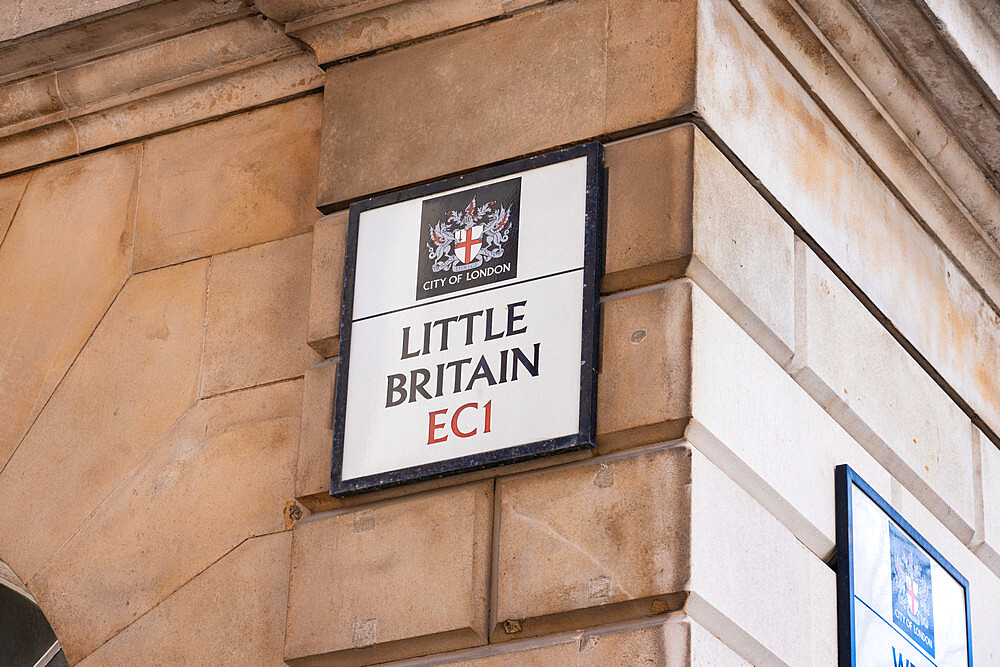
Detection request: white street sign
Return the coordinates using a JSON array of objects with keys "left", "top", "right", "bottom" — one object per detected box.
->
[{"left": 331, "top": 144, "right": 603, "bottom": 495}]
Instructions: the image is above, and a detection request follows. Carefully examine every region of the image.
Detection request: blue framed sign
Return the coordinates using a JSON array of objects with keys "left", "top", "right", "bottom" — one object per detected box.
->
[{"left": 836, "top": 465, "right": 973, "bottom": 667}]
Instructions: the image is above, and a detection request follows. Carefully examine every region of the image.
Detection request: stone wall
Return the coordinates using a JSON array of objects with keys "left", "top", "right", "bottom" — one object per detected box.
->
[{"left": 0, "top": 0, "right": 997, "bottom": 664}]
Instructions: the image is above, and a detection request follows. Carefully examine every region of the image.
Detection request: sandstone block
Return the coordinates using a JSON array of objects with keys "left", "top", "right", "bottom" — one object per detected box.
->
[
  {"left": 494, "top": 445, "right": 691, "bottom": 639},
  {"left": 687, "top": 449, "right": 836, "bottom": 666},
  {"left": 318, "top": 0, "right": 606, "bottom": 206},
  {"left": 602, "top": 126, "right": 693, "bottom": 294},
  {"left": 605, "top": 0, "right": 696, "bottom": 131},
  {"left": 603, "top": 125, "right": 794, "bottom": 361},
  {"left": 307, "top": 210, "right": 347, "bottom": 357},
  {"left": 0, "top": 171, "right": 30, "bottom": 240},
  {"left": 69, "top": 55, "right": 324, "bottom": 164},
  {"left": 202, "top": 232, "right": 321, "bottom": 397},
  {"left": 596, "top": 280, "right": 691, "bottom": 452},
  {"left": 444, "top": 642, "right": 576, "bottom": 666},
  {"left": 690, "top": 130, "right": 794, "bottom": 359},
  {"left": 0, "top": 121, "right": 78, "bottom": 175},
  {"left": 78, "top": 531, "right": 291, "bottom": 666},
  {"left": 294, "top": 0, "right": 511, "bottom": 66},
  {"left": 434, "top": 614, "right": 745, "bottom": 666},
  {"left": 285, "top": 482, "right": 493, "bottom": 665},
  {"left": 0, "top": 259, "right": 207, "bottom": 580},
  {"left": 296, "top": 359, "right": 337, "bottom": 507},
  {"left": 0, "top": 147, "right": 139, "bottom": 469},
  {"left": 689, "top": 284, "right": 891, "bottom": 559},
  {"left": 30, "top": 379, "right": 301, "bottom": 663},
  {"left": 318, "top": 0, "right": 703, "bottom": 207},
  {"left": 134, "top": 95, "right": 322, "bottom": 272},
  {"left": 55, "top": 17, "right": 292, "bottom": 111},
  {"left": 975, "top": 429, "right": 1000, "bottom": 576},
  {"left": 798, "top": 245, "right": 977, "bottom": 542},
  {"left": 578, "top": 615, "right": 749, "bottom": 666}
]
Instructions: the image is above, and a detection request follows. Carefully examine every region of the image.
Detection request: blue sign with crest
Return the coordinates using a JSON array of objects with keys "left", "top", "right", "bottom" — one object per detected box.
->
[{"left": 835, "top": 465, "right": 972, "bottom": 667}]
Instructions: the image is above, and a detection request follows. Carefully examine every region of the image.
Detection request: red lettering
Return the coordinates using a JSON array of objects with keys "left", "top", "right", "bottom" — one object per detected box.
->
[
  {"left": 427, "top": 408, "right": 448, "bottom": 444},
  {"left": 484, "top": 400, "right": 492, "bottom": 433},
  {"left": 451, "top": 402, "right": 478, "bottom": 438}
]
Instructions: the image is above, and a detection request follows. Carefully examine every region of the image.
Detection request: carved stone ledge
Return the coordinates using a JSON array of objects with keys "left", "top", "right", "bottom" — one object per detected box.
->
[
  {"left": 258, "top": 0, "right": 546, "bottom": 66},
  {"left": 0, "top": 0, "right": 322, "bottom": 177}
]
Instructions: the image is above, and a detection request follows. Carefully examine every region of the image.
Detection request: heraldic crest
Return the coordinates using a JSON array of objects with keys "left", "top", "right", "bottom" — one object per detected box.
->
[
  {"left": 426, "top": 196, "right": 513, "bottom": 273},
  {"left": 416, "top": 176, "right": 521, "bottom": 300}
]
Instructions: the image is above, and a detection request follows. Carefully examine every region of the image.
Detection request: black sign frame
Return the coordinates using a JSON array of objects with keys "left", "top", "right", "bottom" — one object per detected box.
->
[
  {"left": 330, "top": 143, "right": 604, "bottom": 496},
  {"left": 835, "top": 464, "right": 974, "bottom": 666}
]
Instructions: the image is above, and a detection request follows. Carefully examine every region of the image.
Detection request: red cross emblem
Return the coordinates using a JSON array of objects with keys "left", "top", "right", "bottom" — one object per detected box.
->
[
  {"left": 906, "top": 577, "right": 919, "bottom": 615},
  {"left": 454, "top": 225, "right": 483, "bottom": 264}
]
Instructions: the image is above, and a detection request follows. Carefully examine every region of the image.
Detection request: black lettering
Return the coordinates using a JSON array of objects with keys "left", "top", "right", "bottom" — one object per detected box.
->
[
  {"left": 447, "top": 357, "right": 473, "bottom": 393},
  {"left": 456, "top": 310, "right": 483, "bottom": 346},
  {"left": 433, "top": 316, "right": 459, "bottom": 351},
  {"left": 507, "top": 300, "right": 527, "bottom": 336},
  {"left": 434, "top": 362, "right": 446, "bottom": 397},
  {"left": 498, "top": 349, "right": 509, "bottom": 383},
  {"left": 408, "top": 368, "right": 433, "bottom": 403},
  {"left": 465, "top": 356, "right": 498, "bottom": 391},
  {"left": 401, "top": 326, "right": 420, "bottom": 359},
  {"left": 511, "top": 343, "right": 540, "bottom": 380},
  {"left": 484, "top": 307, "right": 504, "bottom": 340},
  {"left": 386, "top": 373, "right": 407, "bottom": 407},
  {"left": 421, "top": 320, "right": 432, "bottom": 355}
]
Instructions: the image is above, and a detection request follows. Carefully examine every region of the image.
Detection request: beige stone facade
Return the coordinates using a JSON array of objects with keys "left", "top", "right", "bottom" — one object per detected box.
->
[{"left": 0, "top": 0, "right": 997, "bottom": 664}]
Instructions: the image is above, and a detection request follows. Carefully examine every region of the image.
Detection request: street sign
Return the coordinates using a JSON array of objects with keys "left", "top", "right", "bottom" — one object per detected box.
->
[
  {"left": 836, "top": 465, "right": 973, "bottom": 667},
  {"left": 331, "top": 143, "right": 603, "bottom": 496}
]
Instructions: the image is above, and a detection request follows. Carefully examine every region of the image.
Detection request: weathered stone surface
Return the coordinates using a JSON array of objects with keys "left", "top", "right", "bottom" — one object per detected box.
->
[
  {"left": 495, "top": 445, "right": 691, "bottom": 639},
  {"left": 602, "top": 127, "right": 693, "bottom": 294},
  {"left": 442, "top": 641, "right": 576, "bottom": 666},
  {"left": 605, "top": 0, "right": 696, "bottom": 131},
  {"left": 690, "top": 129, "right": 795, "bottom": 358},
  {"left": 578, "top": 616, "right": 749, "bottom": 666},
  {"left": 0, "top": 121, "right": 78, "bottom": 175},
  {"left": 296, "top": 359, "right": 336, "bottom": 506},
  {"left": 0, "top": 55, "right": 325, "bottom": 178},
  {"left": 1, "top": 0, "right": 136, "bottom": 42},
  {"left": 758, "top": 0, "right": 1000, "bottom": 306},
  {"left": 55, "top": 16, "right": 293, "bottom": 111},
  {"left": 202, "top": 232, "right": 320, "bottom": 396},
  {"left": 0, "top": 259, "right": 207, "bottom": 580},
  {"left": 293, "top": 0, "right": 513, "bottom": 66},
  {"left": 78, "top": 531, "right": 292, "bottom": 666},
  {"left": 689, "top": 285, "right": 890, "bottom": 559},
  {"left": 134, "top": 95, "right": 322, "bottom": 272},
  {"left": 0, "top": 171, "right": 30, "bottom": 240},
  {"left": 428, "top": 615, "right": 746, "bottom": 666},
  {"left": 0, "top": 73, "right": 61, "bottom": 129},
  {"left": 0, "top": 0, "right": 252, "bottom": 80},
  {"left": 285, "top": 482, "right": 493, "bottom": 664},
  {"left": 0, "top": 148, "right": 139, "bottom": 469},
  {"left": 597, "top": 280, "right": 691, "bottom": 452},
  {"left": 30, "top": 379, "right": 301, "bottom": 663},
  {"left": 695, "top": 0, "right": 1000, "bottom": 441},
  {"left": 307, "top": 210, "right": 347, "bottom": 357},
  {"left": 976, "top": 430, "right": 1000, "bottom": 576},
  {"left": 318, "top": 0, "right": 606, "bottom": 206},
  {"left": 687, "top": 449, "right": 836, "bottom": 666},
  {"left": 797, "top": 245, "right": 977, "bottom": 542}
]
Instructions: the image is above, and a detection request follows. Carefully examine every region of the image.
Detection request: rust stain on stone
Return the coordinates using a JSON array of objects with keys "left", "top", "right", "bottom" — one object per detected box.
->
[
  {"left": 503, "top": 619, "right": 521, "bottom": 634},
  {"left": 284, "top": 500, "right": 303, "bottom": 529}
]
